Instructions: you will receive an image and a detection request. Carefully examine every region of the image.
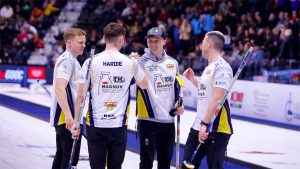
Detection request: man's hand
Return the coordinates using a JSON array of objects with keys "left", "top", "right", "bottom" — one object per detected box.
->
[
  {"left": 70, "top": 122, "right": 81, "bottom": 139},
  {"left": 129, "top": 52, "right": 140, "bottom": 59},
  {"left": 183, "top": 67, "right": 195, "bottom": 81},
  {"left": 65, "top": 113, "right": 74, "bottom": 130},
  {"left": 176, "top": 105, "right": 184, "bottom": 115},
  {"left": 183, "top": 67, "right": 198, "bottom": 88},
  {"left": 198, "top": 125, "right": 208, "bottom": 143}
]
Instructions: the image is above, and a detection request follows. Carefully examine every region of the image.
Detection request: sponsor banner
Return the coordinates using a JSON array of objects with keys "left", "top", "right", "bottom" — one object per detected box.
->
[
  {"left": 130, "top": 75, "right": 300, "bottom": 128},
  {"left": 27, "top": 67, "right": 46, "bottom": 84},
  {"left": 230, "top": 80, "right": 300, "bottom": 127},
  {"left": 180, "top": 76, "right": 198, "bottom": 109},
  {"left": 28, "top": 67, "right": 46, "bottom": 79},
  {"left": 0, "top": 65, "right": 27, "bottom": 85},
  {"left": 0, "top": 65, "right": 47, "bottom": 87}
]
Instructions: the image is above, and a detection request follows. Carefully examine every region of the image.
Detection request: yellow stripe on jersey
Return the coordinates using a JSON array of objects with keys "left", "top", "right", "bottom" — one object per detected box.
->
[
  {"left": 217, "top": 106, "right": 231, "bottom": 134},
  {"left": 125, "top": 104, "right": 130, "bottom": 125},
  {"left": 175, "top": 75, "right": 185, "bottom": 88},
  {"left": 86, "top": 111, "right": 90, "bottom": 126},
  {"left": 91, "top": 67, "right": 95, "bottom": 82},
  {"left": 57, "top": 111, "right": 65, "bottom": 125},
  {"left": 132, "top": 63, "right": 134, "bottom": 76},
  {"left": 136, "top": 90, "right": 149, "bottom": 118}
]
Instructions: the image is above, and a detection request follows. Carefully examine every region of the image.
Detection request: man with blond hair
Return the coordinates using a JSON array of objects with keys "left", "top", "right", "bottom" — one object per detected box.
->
[{"left": 50, "top": 28, "right": 86, "bottom": 169}]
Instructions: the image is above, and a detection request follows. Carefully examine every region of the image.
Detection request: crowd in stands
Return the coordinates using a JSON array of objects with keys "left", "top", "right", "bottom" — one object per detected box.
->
[
  {"left": 1, "top": 0, "right": 300, "bottom": 81},
  {"left": 76, "top": 0, "right": 300, "bottom": 79},
  {"left": 0, "top": 0, "right": 67, "bottom": 65}
]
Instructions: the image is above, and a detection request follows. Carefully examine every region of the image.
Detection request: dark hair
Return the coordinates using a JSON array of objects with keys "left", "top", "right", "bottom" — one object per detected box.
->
[
  {"left": 205, "top": 31, "right": 225, "bottom": 52},
  {"left": 103, "top": 22, "right": 126, "bottom": 43}
]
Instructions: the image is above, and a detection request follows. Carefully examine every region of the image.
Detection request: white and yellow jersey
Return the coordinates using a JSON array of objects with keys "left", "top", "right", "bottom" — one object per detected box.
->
[
  {"left": 50, "top": 50, "right": 82, "bottom": 127},
  {"left": 193, "top": 56, "right": 234, "bottom": 134},
  {"left": 82, "top": 50, "right": 145, "bottom": 128},
  {"left": 136, "top": 48, "right": 181, "bottom": 123}
]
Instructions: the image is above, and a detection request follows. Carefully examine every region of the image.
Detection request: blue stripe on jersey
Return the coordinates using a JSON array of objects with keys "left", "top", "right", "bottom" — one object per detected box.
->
[
  {"left": 137, "top": 87, "right": 155, "bottom": 118},
  {"left": 212, "top": 107, "right": 221, "bottom": 131},
  {"left": 53, "top": 83, "right": 74, "bottom": 126},
  {"left": 224, "top": 100, "right": 233, "bottom": 133},
  {"left": 66, "top": 84, "right": 74, "bottom": 117},
  {"left": 88, "top": 92, "right": 94, "bottom": 126},
  {"left": 54, "top": 103, "right": 61, "bottom": 126},
  {"left": 212, "top": 100, "right": 233, "bottom": 134},
  {"left": 130, "top": 78, "right": 135, "bottom": 85},
  {"left": 122, "top": 88, "right": 131, "bottom": 126}
]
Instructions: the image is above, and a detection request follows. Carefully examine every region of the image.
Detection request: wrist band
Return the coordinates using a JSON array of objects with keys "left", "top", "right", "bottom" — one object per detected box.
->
[{"left": 200, "top": 120, "right": 209, "bottom": 127}]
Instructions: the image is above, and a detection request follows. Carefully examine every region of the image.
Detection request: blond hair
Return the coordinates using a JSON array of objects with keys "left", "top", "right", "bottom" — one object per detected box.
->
[{"left": 63, "top": 28, "right": 86, "bottom": 42}]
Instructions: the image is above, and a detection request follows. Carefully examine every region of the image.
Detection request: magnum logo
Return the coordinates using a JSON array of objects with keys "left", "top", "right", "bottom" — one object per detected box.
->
[{"left": 99, "top": 72, "right": 124, "bottom": 93}]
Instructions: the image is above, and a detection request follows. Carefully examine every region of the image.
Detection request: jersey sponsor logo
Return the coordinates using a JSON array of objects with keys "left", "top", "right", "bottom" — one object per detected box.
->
[
  {"left": 104, "top": 100, "right": 117, "bottom": 111},
  {"left": 103, "top": 61, "right": 122, "bottom": 66},
  {"left": 230, "top": 92, "right": 244, "bottom": 108},
  {"left": 205, "top": 70, "right": 212, "bottom": 75},
  {"left": 164, "top": 76, "right": 173, "bottom": 82},
  {"left": 63, "top": 62, "right": 70, "bottom": 69},
  {"left": 154, "top": 74, "right": 173, "bottom": 92},
  {"left": 113, "top": 76, "right": 125, "bottom": 83},
  {"left": 199, "top": 83, "right": 206, "bottom": 90},
  {"left": 166, "top": 63, "right": 175, "bottom": 71},
  {"left": 197, "top": 92, "right": 206, "bottom": 100},
  {"left": 214, "top": 62, "right": 220, "bottom": 67},
  {"left": 102, "top": 84, "right": 123, "bottom": 88},
  {"left": 198, "top": 92, "right": 205, "bottom": 96},
  {"left": 147, "top": 64, "right": 158, "bottom": 71},
  {"left": 101, "top": 113, "right": 116, "bottom": 120},
  {"left": 98, "top": 72, "right": 124, "bottom": 93},
  {"left": 216, "top": 81, "right": 227, "bottom": 85}
]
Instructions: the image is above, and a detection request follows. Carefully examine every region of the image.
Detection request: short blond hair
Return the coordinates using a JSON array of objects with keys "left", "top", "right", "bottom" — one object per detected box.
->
[{"left": 63, "top": 28, "right": 86, "bottom": 42}]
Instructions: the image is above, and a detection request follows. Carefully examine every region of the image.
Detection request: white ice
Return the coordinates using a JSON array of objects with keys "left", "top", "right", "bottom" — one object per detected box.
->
[{"left": 0, "top": 83, "right": 299, "bottom": 169}]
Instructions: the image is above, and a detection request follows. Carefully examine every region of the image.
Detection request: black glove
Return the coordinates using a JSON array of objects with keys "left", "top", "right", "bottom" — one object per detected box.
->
[{"left": 169, "top": 97, "right": 183, "bottom": 116}]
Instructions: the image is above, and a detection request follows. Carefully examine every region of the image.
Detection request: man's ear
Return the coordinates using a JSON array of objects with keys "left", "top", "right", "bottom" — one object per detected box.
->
[
  {"left": 163, "top": 39, "right": 167, "bottom": 46},
  {"left": 65, "top": 39, "right": 71, "bottom": 47}
]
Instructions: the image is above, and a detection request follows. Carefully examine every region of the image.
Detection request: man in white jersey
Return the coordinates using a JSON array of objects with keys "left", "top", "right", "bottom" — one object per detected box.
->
[
  {"left": 50, "top": 28, "right": 86, "bottom": 169},
  {"left": 182, "top": 31, "right": 233, "bottom": 169},
  {"left": 131, "top": 27, "right": 184, "bottom": 169},
  {"left": 72, "top": 22, "right": 148, "bottom": 169}
]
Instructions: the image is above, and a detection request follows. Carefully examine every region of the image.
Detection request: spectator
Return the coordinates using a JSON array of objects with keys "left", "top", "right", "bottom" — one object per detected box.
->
[{"left": 0, "top": 4, "right": 13, "bottom": 19}]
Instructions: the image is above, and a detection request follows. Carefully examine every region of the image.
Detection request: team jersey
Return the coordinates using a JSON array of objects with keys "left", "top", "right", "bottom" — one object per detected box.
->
[
  {"left": 50, "top": 50, "right": 82, "bottom": 127},
  {"left": 192, "top": 56, "right": 234, "bottom": 134},
  {"left": 81, "top": 50, "right": 145, "bottom": 128},
  {"left": 136, "top": 48, "right": 180, "bottom": 123}
]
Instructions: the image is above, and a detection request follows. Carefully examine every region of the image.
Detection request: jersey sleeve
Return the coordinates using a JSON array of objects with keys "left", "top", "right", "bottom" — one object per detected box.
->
[
  {"left": 132, "top": 59, "right": 145, "bottom": 83},
  {"left": 213, "top": 66, "right": 233, "bottom": 90},
  {"left": 56, "top": 59, "right": 73, "bottom": 81}
]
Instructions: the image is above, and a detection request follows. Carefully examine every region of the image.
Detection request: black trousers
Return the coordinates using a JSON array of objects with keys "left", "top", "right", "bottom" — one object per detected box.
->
[
  {"left": 182, "top": 128, "right": 231, "bottom": 169},
  {"left": 52, "top": 124, "right": 83, "bottom": 169},
  {"left": 137, "top": 120, "right": 175, "bottom": 169},
  {"left": 86, "top": 125, "right": 127, "bottom": 169}
]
